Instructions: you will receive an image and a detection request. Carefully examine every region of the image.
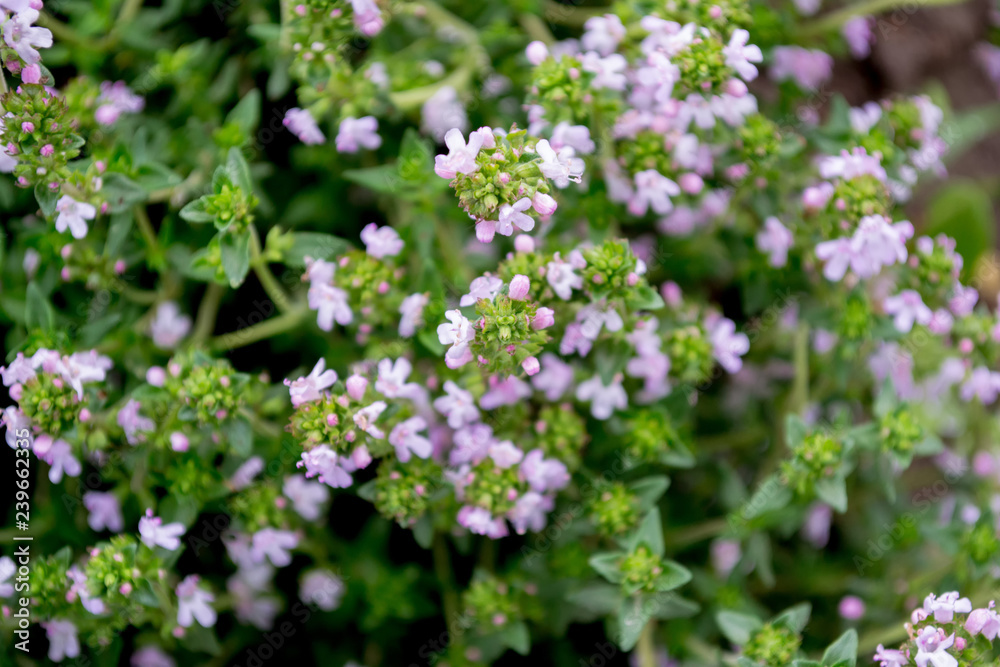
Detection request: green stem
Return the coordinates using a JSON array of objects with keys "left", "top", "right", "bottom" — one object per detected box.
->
[
  {"left": 432, "top": 531, "right": 463, "bottom": 658},
  {"left": 120, "top": 285, "right": 160, "bottom": 305},
  {"left": 801, "top": 0, "right": 966, "bottom": 33},
  {"left": 518, "top": 14, "right": 556, "bottom": 44},
  {"left": 663, "top": 517, "right": 729, "bottom": 550},
  {"left": 542, "top": 0, "right": 604, "bottom": 27},
  {"left": 249, "top": 227, "right": 292, "bottom": 314},
  {"left": 637, "top": 619, "right": 657, "bottom": 667},
  {"left": 209, "top": 307, "right": 307, "bottom": 352},
  {"left": 191, "top": 283, "right": 225, "bottom": 345},
  {"left": 790, "top": 321, "right": 810, "bottom": 414}
]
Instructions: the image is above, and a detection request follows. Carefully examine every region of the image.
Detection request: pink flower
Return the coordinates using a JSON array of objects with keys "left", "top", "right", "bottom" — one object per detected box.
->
[
  {"left": 481, "top": 376, "right": 532, "bottom": 410},
  {"left": 525, "top": 40, "right": 549, "bottom": 65},
  {"left": 532, "top": 192, "right": 558, "bottom": 215},
  {"left": 375, "top": 357, "right": 423, "bottom": 401},
  {"left": 349, "top": 0, "right": 384, "bottom": 36},
  {"left": 801, "top": 502, "right": 833, "bottom": 548},
  {"left": 913, "top": 626, "right": 955, "bottom": 667},
  {"left": 488, "top": 440, "right": 524, "bottom": 468},
  {"left": 521, "top": 356, "right": 540, "bottom": 376},
  {"left": 576, "top": 373, "right": 627, "bottom": 420},
  {"left": 532, "top": 307, "right": 555, "bottom": 329},
  {"left": 531, "top": 353, "right": 574, "bottom": 400},
  {"left": 83, "top": 491, "right": 123, "bottom": 532},
  {"left": 461, "top": 275, "right": 503, "bottom": 307},
  {"left": 308, "top": 282, "right": 353, "bottom": 330},
  {"left": 550, "top": 122, "right": 595, "bottom": 154},
  {"left": 520, "top": 449, "right": 570, "bottom": 492},
  {"left": 873, "top": 644, "right": 909, "bottom": 667},
  {"left": 389, "top": 416, "right": 433, "bottom": 463},
  {"left": 818, "top": 147, "right": 886, "bottom": 182},
  {"left": 582, "top": 14, "right": 625, "bottom": 56},
  {"left": 2, "top": 9, "right": 52, "bottom": 64},
  {"left": 398, "top": 292, "right": 429, "bottom": 337},
  {"left": 250, "top": 528, "right": 299, "bottom": 567},
  {"left": 884, "top": 290, "right": 932, "bottom": 333},
  {"left": 628, "top": 169, "right": 680, "bottom": 216},
  {"left": 42, "top": 619, "right": 79, "bottom": 662},
  {"left": 336, "top": 116, "right": 382, "bottom": 153},
  {"left": 770, "top": 46, "right": 834, "bottom": 91},
  {"left": 360, "top": 222, "right": 403, "bottom": 258},
  {"left": 710, "top": 317, "right": 750, "bottom": 374},
  {"left": 284, "top": 358, "right": 338, "bottom": 407},
  {"left": 965, "top": 605, "right": 1000, "bottom": 640},
  {"left": 434, "top": 380, "right": 480, "bottom": 428},
  {"left": 495, "top": 197, "right": 535, "bottom": 237},
  {"left": 437, "top": 309, "right": 475, "bottom": 369},
  {"left": 923, "top": 592, "right": 972, "bottom": 623},
  {"left": 508, "top": 491, "right": 553, "bottom": 534},
  {"left": 352, "top": 401, "right": 387, "bottom": 438},
  {"left": 434, "top": 127, "right": 486, "bottom": 179},
  {"left": 176, "top": 575, "right": 217, "bottom": 628},
  {"left": 508, "top": 274, "right": 530, "bottom": 300},
  {"left": 94, "top": 81, "right": 144, "bottom": 125},
  {"left": 838, "top": 595, "right": 866, "bottom": 620},
  {"left": 138, "top": 509, "right": 185, "bottom": 550},
  {"left": 283, "top": 108, "right": 325, "bottom": 145},
  {"left": 55, "top": 195, "right": 96, "bottom": 239},
  {"left": 756, "top": 217, "right": 793, "bottom": 267},
  {"left": 723, "top": 29, "right": 763, "bottom": 81},
  {"left": 345, "top": 374, "right": 368, "bottom": 400},
  {"left": 546, "top": 252, "right": 584, "bottom": 300},
  {"left": 299, "top": 446, "right": 353, "bottom": 488},
  {"left": 948, "top": 285, "right": 978, "bottom": 317},
  {"left": 536, "top": 139, "right": 584, "bottom": 188},
  {"left": 580, "top": 52, "right": 628, "bottom": 90},
  {"left": 842, "top": 16, "right": 873, "bottom": 59},
  {"left": 282, "top": 475, "right": 329, "bottom": 521},
  {"left": 38, "top": 438, "right": 81, "bottom": 483}
]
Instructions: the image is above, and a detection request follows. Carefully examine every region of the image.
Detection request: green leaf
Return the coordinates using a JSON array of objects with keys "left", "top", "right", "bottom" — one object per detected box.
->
[
  {"left": 102, "top": 173, "right": 149, "bottom": 212},
  {"left": 716, "top": 610, "right": 763, "bottom": 645},
  {"left": 284, "top": 232, "right": 351, "bottom": 268},
  {"left": 225, "top": 89, "right": 262, "bottom": 138},
  {"left": 566, "top": 583, "right": 622, "bottom": 616},
  {"left": 34, "top": 182, "right": 59, "bottom": 218},
  {"left": 226, "top": 147, "right": 253, "bottom": 194},
  {"left": 652, "top": 560, "right": 692, "bottom": 592},
  {"left": 411, "top": 516, "right": 433, "bottom": 549},
  {"left": 627, "top": 507, "right": 665, "bottom": 557},
  {"left": 25, "top": 282, "right": 55, "bottom": 331},
  {"left": 785, "top": 413, "right": 808, "bottom": 447},
  {"left": 589, "top": 552, "right": 624, "bottom": 583},
  {"left": 815, "top": 475, "right": 848, "bottom": 513},
  {"left": 498, "top": 621, "right": 530, "bottom": 655},
  {"left": 925, "top": 181, "right": 994, "bottom": 278},
  {"left": 104, "top": 213, "right": 134, "bottom": 257},
  {"left": 223, "top": 416, "right": 253, "bottom": 456},
  {"left": 397, "top": 128, "right": 433, "bottom": 183},
  {"left": 179, "top": 197, "right": 215, "bottom": 224},
  {"left": 356, "top": 480, "right": 376, "bottom": 502},
  {"left": 773, "top": 602, "right": 811, "bottom": 634},
  {"left": 629, "top": 476, "right": 670, "bottom": 513},
  {"left": 822, "top": 629, "right": 858, "bottom": 667},
  {"left": 616, "top": 597, "right": 653, "bottom": 651},
  {"left": 649, "top": 595, "right": 700, "bottom": 619},
  {"left": 181, "top": 624, "right": 222, "bottom": 656},
  {"left": 343, "top": 165, "right": 405, "bottom": 194},
  {"left": 625, "top": 284, "right": 665, "bottom": 311},
  {"left": 738, "top": 473, "right": 792, "bottom": 524},
  {"left": 219, "top": 230, "right": 251, "bottom": 287}
]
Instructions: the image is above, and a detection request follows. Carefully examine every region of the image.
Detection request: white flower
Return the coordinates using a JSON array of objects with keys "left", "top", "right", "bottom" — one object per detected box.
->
[{"left": 54, "top": 196, "right": 96, "bottom": 239}]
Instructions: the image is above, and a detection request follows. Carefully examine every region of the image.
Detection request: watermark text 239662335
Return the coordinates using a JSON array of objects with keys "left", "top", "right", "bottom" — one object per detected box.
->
[{"left": 12, "top": 427, "right": 33, "bottom": 653}]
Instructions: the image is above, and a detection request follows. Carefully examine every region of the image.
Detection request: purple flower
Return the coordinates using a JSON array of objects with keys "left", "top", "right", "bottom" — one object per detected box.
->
[
  {"left": 724, "top": 29, "right": 763, "bottom": 81},
  {"left": 360, "top": 222, "right": 402, "bottom": 258},
  {"left": 710, "top": 538, "right": 742, "bottom": 577},
  {"left": 434, "top": 127, "right": 486, "bottom": 179},
  {"left": 508, "top": 274, "right": 531, "bottom": 300},
  {"left": 282, "top": 475, "right": 329, "bottom": 521},
  {"left": 582, "top": 14, "right": 625, "bottom": 56},
  {"left": 118, "top": 399, "right": 155, "bottom": 445},
  {"left": 461, "top": 275, "right": 503, "bottom": 307},
  {"left": 2, "top": 406, "right": 29, "bottom": 449},
  {"left": 131, "top": 646, "right": 176, "bottom": 667},
  {"left": 508, "top": 491, "right": 553, "bottom": 534},
  {"left": 923, "top": 591, "right": 973, "bottom": 623},
  {"left": 389, "top": 416, "right": 433, "bottom": 463},
  {"left": 353, "top": 401, "right": 387, "bottom": 438},
  {"left": 533, "top": 307, "right": 555, "bottom": 329},
  {"left": 850, "top": 102, "right": 882, "bottom": 134},
  {"left": 581, "top": 51, "right": 628, "bottom": 90},
  {"left": 520, "top": 449, "right": 570, "bottom": 492},
  {"left": 149, "top": 301, "right": 191, "bottom": 349},
  {"left": 283, "top": 108, "right": 325, "bottom": 145},
  {"left": 95, "top": 81, "right": 144, "bottom": 125},
  {"left": 525, "top": 40, "right": 549, "bottom": 65},
  {"left": 626, "top": 350, "right": 671, "bottom": 401},
  {"left": 842, "top": 16, "right": 873, "bottom": 59},
  {"left": 230, "top": 456, "right": 264, "bottom": 490},
  {"left": 55, "top": 195, "right": 96, "bottom": 239},
  {"left": 349, "top": 0, "right": 384, "bottom": 36},
  {"left": 546, "top": 251, "right": 585, "bottom": 300},
  {"left": 536, "top": 139, "right": 584, "bottom": 188},
  {"left": 628, "top": 169, "right": 681, "bottom": 216},
  {"left": 434, "top": 380, "right": 480, "bottom": 428},
  {"left": 965, "top": 605, "right": 1000, "bottom": 640},
  {"left": 551, "top": 121, "right": 595, "bottom": 154},
  {"left": 284, "top": 358, "right": 338, "bottom": 407},
  {"left": 913, "top": 626, "right": 956, "bottom": 667},
  {"left": 884, "top": 290, "right": 932, "bottom": 333},
  {"left": 399, "top": 292, "right": 429, "bottom": 337},
  {"left": 948, "top": 285, "right": 978, "bottom": 317},
  {"left": 488, "top": 440, "right": 524, "bottom": 468},
  {"left": 802, "top": 502, "right": 833, "bottom": 547},
  {"left": 576, "top": 373, "right": 627, "bottom": 420},
  {"left": 839, "top": 595, "right": 866, "bottom": 620},
  {"left": 298, "top": 446, "right": 353, "bottom": 488},
  {"left": 139, "top": 509, "right": 185, "bottom": 550},
  {"left": 42, "top": 619, "right": 79, "bottom": 662},
  {"left": 770, "top": 46, "right": 833, "bottom": 91},
  {"left": 960, "top": 366, "right": 1000, "bottom": 404},
  {"left": 437, "top": 309, "right": 475, "bottom": 369},
  {"left": 457, "top": 506, "right": 508, "bottom": 538},
  {"left": 336, "top": 116, "right": 382, "bottom": 153},
  {"left": 1, "top": 352, "right": 34, "bottom": 388},
  {"left": 531, "top": 353, "right": 575, "bottom": 401},
  {"left": 300, "top": 570, "right": 345, "bottom": 612},
  {"left": 493, "top": 197, "right": 535, "bottom": 238},
  {"left": 756, "top": 217, "right": 793, "bottom": 267},
  {"left": 83, "top": 491, "right": 123, "bottom": 532},
  {"left": 0, "top": 556, "right": 14, "bottom": 596},
  {"left": 422, "top": 86, "right": 467, "bottom": 141},
  {"left": 37, "top": 437, "right": 81, "bottom": 483},
  {"left": 481, "top": 375, "right": 532, "bottom": 410},
  {"left": 818, "top": 147, "right": 886, "bottom": 182},
  {"left": 873, "top": 644, "right": 909, "bottom": 667},
  {"left": 375, "top": 357, "right": 423, "bottom": 401},
  {"left": 176, "top": 575, "right": 217, "bottom": 628},
  {"left": 250, "top": 528, "right": 298, "bottom": 567},
  {"left": 449, "top": 423, "right": 494, "bottom": 466},
  {"left": 710, "top": 317, "right": 750, "bottom": 374},
  {"left": 2, "top": 9, "right": 52, "bottom": 64},
  {"left": 308, "top": 282, "right": 353, "bottom": 330}
]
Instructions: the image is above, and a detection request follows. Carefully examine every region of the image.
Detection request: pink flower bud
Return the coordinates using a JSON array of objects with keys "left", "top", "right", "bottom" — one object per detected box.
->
[
  {"left": 170, "top": 432, "right": 189, "bottom": 452},
  {"left": 79, "top": 408, "right": 91, "bottom": 422},
  {"left": 146, "top": 366, "right": 166, "bottom": 386},
  {"left": 525, "top": 41, "right": 549, "bottom": 65},
  {"left": 351, "top": 445, "right": 372, "bottom": 468},
  {"left": 627, "top": 272, "right": 639, "bottom": 286},
  {"left": 532, "top": 307, "right": 555, "bottom": 329},
  {"left": 514, "top": 234, "right": 535, "bottom": 253},
  {"left": 508, "top": 274, "right": 530, "bottom": 300},
  {"left": 21, "top": 122, "right": 34, "bottom": 133},
  {"left": 838, "top": 596, "right": 865, "bottom": 620},
  {"left": 346, "top": 374, "right": 368, "bottom": 400},
  {"left": 114, "top": 259, "right": 126, "bottom": 274},
  {"left": 522, "top": 356, "right": 540, "bottom": 376},
  {"left": 661, "top": 281, "right": 682, "bottom": 306},
  {"left": 40, "top": 144, "right": 54, "bottom": 157},
  {"left": 710, "top": 5, "right": 723, "bottom": 18},
  {"left": 21, "top": 64, "right": 41, "bottom": 84},
  {"left": 954, "top": 637, "right": 966, "bottom": 650},
  {"left": 532, "top": 192, "right": 558, "bottom": 216},
  {"left": 60, "top": 267, "right": 71, "bottom": 281},
  {"left": 679, "top": 172, "right": 704, "bottom": 194}
]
